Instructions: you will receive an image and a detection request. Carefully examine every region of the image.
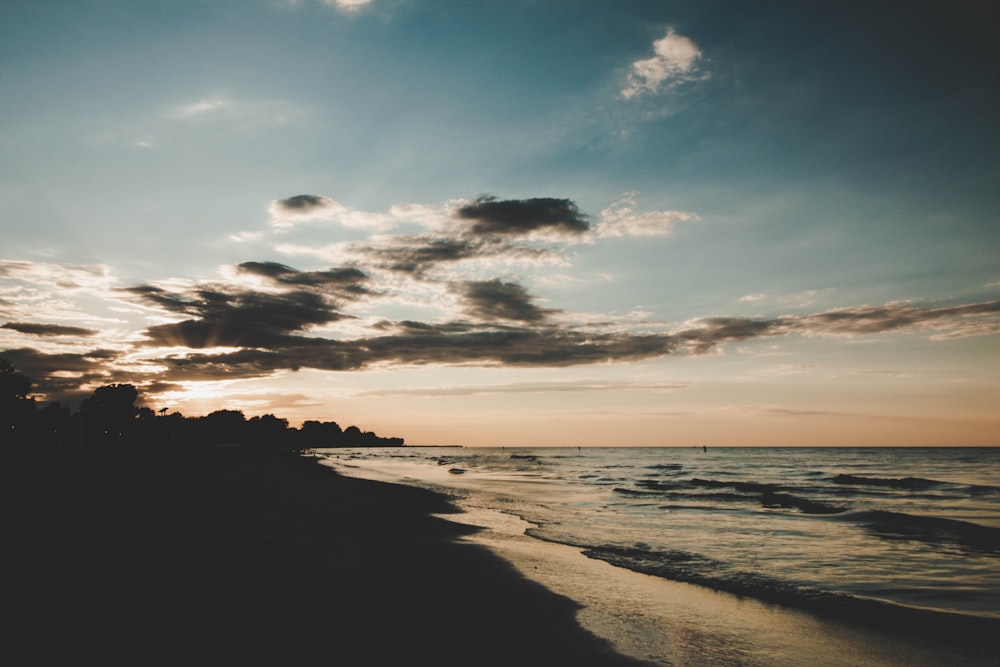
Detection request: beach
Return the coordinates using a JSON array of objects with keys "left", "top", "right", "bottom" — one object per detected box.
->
[
  {"left": 0, "top": 447, "right": 644, "bottom": 666},
  {"left": 324, "top": 446, "right": 1000, "bottom": 666}
]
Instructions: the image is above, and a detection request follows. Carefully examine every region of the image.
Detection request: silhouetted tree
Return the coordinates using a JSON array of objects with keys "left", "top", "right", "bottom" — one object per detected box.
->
[
  {"left": 342, "top": 425, "right": 364, "bottom": 445},
  {"left": 201, "top": 409, "right": 247, "bottom": 445},
  {"left": 34, "top": 401, "right": 74, "bottom": 447},
  {"left": 246, "top": 414, "right": 290, "bottom": 447},
  {"left": 1, "top": 358, "right": 36, "bottom": 445},
  {"left": 79, "top": 384, "right": 139, "bottom": 445},
  {"left": 300, "top": 420, "right": 344, "bottom": 447},
  {"left": 0, "top": 362, "right": 404, "bottom": 449}
]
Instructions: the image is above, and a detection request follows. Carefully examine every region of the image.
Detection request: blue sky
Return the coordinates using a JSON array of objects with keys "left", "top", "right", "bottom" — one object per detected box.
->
[{"left": 2, "top": 0, "right": 998, "bottom": 445}]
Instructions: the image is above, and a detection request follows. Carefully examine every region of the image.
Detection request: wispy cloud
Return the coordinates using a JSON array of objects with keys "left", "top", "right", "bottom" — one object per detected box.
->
[
  {"left": 283, "top": 0, "right": 373, "bottom": 13},
  {"left": 167, "top": 94, "right": 303, "bottom": 128},
  {"left": 0, "top": 261, "right": 121, "bottom": 327},
  {"left": 268, "top": 194, "right": 426, "bottom": 232},
  {"left": 320, "top": 0, "right": 373, "bottom": 12},
  {"left": 596, "top": 194, "right": 698, "bottom": 238},
  {"left": 357, "top": 380, "right": 687, "bottom": 398},
  {"left": 737, "top": 289, "right": 833, "bottom": 308},
  {"left": 172, "top": 97, "right": 229, "bottom": 119},
  {"left": 622, "top": 28, "right": 707, "bottom": 99}
]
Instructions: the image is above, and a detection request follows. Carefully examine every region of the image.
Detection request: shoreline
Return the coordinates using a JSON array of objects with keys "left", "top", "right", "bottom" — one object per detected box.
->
[
  {"left": 0, "top": 447, "right": 645, "bottom": 666},
  {"left": 323, "top": 451, "right": 1000, "bottom": 667}
]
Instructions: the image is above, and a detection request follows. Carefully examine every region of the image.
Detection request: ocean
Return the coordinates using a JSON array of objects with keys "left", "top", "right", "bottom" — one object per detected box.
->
[{"left": 318, "top": 446, "right": 999, "bottom": 666}]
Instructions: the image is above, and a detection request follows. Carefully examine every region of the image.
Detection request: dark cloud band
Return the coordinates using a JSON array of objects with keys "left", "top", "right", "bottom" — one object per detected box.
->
[
  {"left": 6, "top": 296, "right": 999, "bottom": 403},
  {"left": 2, "top": 322, "right": 99, "bottom": 337}
]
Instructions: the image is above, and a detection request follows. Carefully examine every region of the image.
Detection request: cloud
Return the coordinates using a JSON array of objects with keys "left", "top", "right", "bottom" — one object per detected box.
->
[
  {"left": 622, "top": 28, "right": 706, "bottom": 99},
  {"left": 0, "top": 261, "right": 124, "bottom": 334},
  {"left": 146, "top": 298, "right": 999, "bottom": 381},
  {"left": 787, "top": 301, "right": 1000, "bottom": 339},
  {"left": 5, "top": 190, "right": 999, "bottom": 407},
  {"left": 456, "top": 279, "right": 555, "bottom": 323},
  {"left": 284, "top": 0, "right": 373, "bottom": 11},
  {"left": 0, "top": 347, "right": 125, "bottom": 403},
  {"left": 321, "top": 0, "right": 372, "bottom": 11},
  {"left": 151, "top": 326, "right": 682, "bottom": 379},
  {"left": 596, "top": 195, "right": 698, "bottom": 238},
  {"left": 172, "top": 97, "right": 228, "bottom": 119},
  {"left": 269, "top": 194, "right": 344, "bottom": 228},
  {"left": 355, "top": 237, "right": 480, "bottom": 274},
  {"left": 167, "top": 95, "right": 304, "bottom": 129},
  {"left": 268, "top": 194, "right": 402, "bottom": 231},
  {"left": 9, "top": 284, "right": 1000, "bottom": 403},
  {"left": 124, "top": 283, "right": 348, "bottom": 349},
  {"left": 2, "top": 322, "right": 99, "bottom": 337},
  {"left": 0, "top": 260, "right": 115, "bottom": 291},
  {"left": 676, "top": 300, "right": 1000, "bottom": 352},
  {"left": 235, "top": 261, "right": 371, "bottom": 299},
  {"left": 267, "top": 193, "right": 694, "bottom": 274},
  {"left": 455, "top": 196, "right": 590, "bottom": 238},
  {"left": 357, "top": 380, "right": 687, "bottom": 397},
  {"left": 349, "top": 235, "right": 558, "bottom": 277}
]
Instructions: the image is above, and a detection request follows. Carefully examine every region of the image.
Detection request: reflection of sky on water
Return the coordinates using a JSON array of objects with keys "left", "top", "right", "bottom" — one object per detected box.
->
[{"left": 322, "top": 446, "right": 996, "bottom": 667}]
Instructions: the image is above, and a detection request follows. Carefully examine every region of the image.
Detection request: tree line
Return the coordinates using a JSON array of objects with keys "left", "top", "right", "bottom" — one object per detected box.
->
[{"left": 0, "top": 358, "right": 404, "bottom": 449}]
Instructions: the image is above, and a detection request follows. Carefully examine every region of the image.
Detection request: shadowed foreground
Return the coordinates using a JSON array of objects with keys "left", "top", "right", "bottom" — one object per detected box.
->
[{"left": 1, "top": 448, "right": 645, "bottom": 666}]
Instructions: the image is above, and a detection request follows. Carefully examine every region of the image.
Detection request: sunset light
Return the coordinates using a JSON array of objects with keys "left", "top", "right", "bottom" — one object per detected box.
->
[
  {"left": 1, "top": 4, "right": 998, "bottom": 445},
  {"left": 2, "top": 3, "right": 998, "bottom": 665}
]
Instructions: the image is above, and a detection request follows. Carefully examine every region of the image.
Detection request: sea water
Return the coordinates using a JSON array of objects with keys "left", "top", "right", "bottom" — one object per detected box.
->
[{"left": 317, "top": 446, "right": 999, "bottom": 665}]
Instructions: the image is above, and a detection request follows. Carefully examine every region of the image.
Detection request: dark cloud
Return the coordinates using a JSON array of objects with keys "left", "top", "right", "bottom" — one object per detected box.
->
[
  {"left": 788, "top": 301, "right": 1000, "bottom": 336},
  {"left": 126, "top": 286, "right": 346, "bottom": 349},
  {"left": 2, "top": 322, "right": 99, "bottom": 337},
  {"left": 675, "top": 300, "right": 1000, "bottom": 351},
  {"left": 155, "top": 326, "right": 680, "bottom": 378},
  {"left": 355, "top": 237, "right": 480, "bottom": 274},
  {"left": 123, "top": 285, "right": 202, "bottom": 316},
  {"left": 458, "top": 279, "right": 554, "bottom": 323},
  {"left": 675, "top": 317, "right": 781, "bottom": 353},
  {"left": 9, "top": 239, "right": 999, "bottom": 408},
  {"left": 140, "top": 290, "right": 342, "bottom": 348},
  {"left": 119, "top": 261, "right": 380, "bottom": 350},
  {"left": 456, "top": 196, "right": 590, "bottom": 237},
  {"left": 272, "top": 194, "right": 334, "bottom": 214},
  {"left": 236, "top": 261, "right": 370, "bottom": 298},
  {"left": 355, "top": 236, "right": 558, "bottom": 276},
  {"left": 0, "top": 347, "right": 124, "bottom": 403}
]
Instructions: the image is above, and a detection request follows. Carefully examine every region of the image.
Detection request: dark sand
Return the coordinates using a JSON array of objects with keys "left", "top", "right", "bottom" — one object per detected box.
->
[{"left": 1, "top": 447, "right": 646, "bottom": 666}]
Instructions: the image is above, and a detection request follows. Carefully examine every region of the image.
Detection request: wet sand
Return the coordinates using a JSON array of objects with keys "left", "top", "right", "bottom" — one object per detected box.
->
[
  {"left": 0, "top": 447, "right": 645, "bottom": 666},
  {"left": 446, "top": 505, "right": 998, "bottom": 667},
  {"left": 324, "top": 455, "right": 1000, "bottom": 667}
]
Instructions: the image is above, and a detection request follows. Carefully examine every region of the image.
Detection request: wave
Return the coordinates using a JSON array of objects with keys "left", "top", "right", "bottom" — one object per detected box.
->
[
  {"left": 634, "top": 479, "right": 683, "bottom": 491},
  {"left": 689, "top": 478, "right": 776, "bottom": 494},
  {"left": 622, "top": 478, "right": 845, "bottom": 514},
  {"left": 846, "top": 510, "right": 1000, "bottom": 552},
  {"left": 613, "top": 487, "right": 659, "bottom": 497},
  {"left": 761, "top": 491, "right": 846, "bottom": 514},
  {"left": 832, "top": 474, "right": 943, "bottom": 490},
  {"left": 579, "top": 544, "right": 1000, "bottom": 644}
]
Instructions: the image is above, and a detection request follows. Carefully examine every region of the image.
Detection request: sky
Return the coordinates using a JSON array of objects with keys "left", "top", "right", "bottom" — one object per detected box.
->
[{"left": 1, "top": 0, "right": 998, "bottom": 446}]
